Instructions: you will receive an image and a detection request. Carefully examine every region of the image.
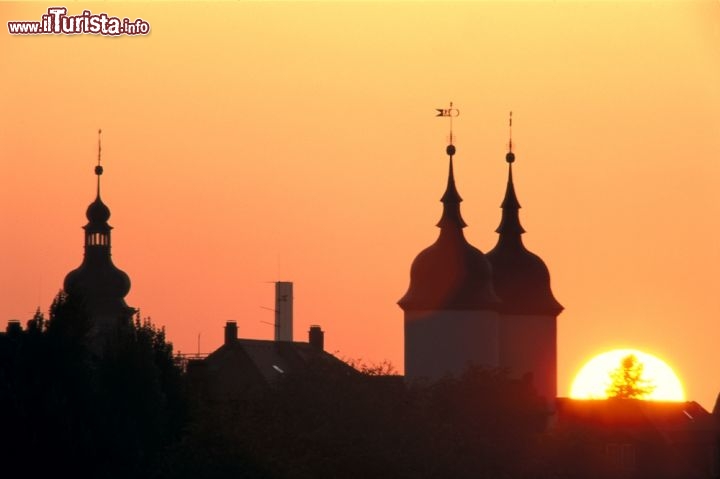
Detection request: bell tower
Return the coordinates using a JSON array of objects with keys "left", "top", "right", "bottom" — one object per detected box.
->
[
  {"left": 399, "top": 105, "right": 500, "bottom": 382},
  {"left": 486, "top": 114, "right": 563, "bottom": 402},
  {"left": 63, "top": 130, "right": 135, "bottom": 347}
]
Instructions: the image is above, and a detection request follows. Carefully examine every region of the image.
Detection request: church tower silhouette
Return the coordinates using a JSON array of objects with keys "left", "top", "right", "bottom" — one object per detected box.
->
[
  {"left": 486, "top": 126, "right": 563, "bottom": 402},
  {"left": 398, "top": 140, "right": 501, "bottom": 382},
  {"left": 63, "top": 130, "right": 135, "bottom": 346},
  {"left": 399, "top": 113, "right": 562, "bottom": 402}
]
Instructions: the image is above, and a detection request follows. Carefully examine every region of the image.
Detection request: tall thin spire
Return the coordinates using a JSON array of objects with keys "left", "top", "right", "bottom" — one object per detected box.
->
[
  {"left": 95, "top": 128, "right": 103, "bottom": 198},
  {"left": 435, "top": 102, "right": 466, "bottom": 229},
  {"left": 496, "top": 112, "right": 525, "bottom": 237}
]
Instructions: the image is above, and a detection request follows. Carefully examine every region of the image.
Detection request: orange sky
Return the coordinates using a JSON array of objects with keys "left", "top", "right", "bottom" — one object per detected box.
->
[{"left": 1, "top": 1, "right": 720, "bottom": 409}]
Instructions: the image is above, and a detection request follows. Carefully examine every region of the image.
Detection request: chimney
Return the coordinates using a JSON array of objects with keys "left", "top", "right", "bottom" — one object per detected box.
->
[
  {"left": 308, "top": 325, "right": 324, "bottom": 351},
  {"left": 6, "top": 320, "right": 21, "bottom": 336},
  {"left": 275, "top": 281, "right": 293, "bottom": 341},
  {"left": 224, "top": 321, "right": 237, "bottom": 345}
]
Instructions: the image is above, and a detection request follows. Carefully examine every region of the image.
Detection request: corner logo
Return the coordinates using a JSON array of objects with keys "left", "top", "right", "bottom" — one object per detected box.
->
[{"left": 8, "top": 7, "right": 150, "bottom": 36}]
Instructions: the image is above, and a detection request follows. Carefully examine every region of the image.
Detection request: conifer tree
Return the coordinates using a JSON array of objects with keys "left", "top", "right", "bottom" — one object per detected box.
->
[{"left": 605, "top": 354, "right": 656, "bottom": 399}]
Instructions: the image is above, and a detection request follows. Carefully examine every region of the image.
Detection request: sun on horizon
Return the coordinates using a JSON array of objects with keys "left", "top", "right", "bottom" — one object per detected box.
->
[{"left": 570, "top": 348, "right": 686, "bottom": 402}]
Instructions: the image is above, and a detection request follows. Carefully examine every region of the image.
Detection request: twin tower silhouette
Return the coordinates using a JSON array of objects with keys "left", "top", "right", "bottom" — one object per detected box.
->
[{"left": 399, "top": 112, "right": 562, "bottom": 403}]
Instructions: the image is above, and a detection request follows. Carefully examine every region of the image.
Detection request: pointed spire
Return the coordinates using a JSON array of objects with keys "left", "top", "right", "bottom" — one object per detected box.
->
[
  {"left": 496, "top": 112, "right": 525, "bottom": 236},
  {"left": 95, "top": 128, "right": 104, "bottom": 198},
  {"left": 436, "top": 103, "right": 467, "bottom": 229},
  {"left": 486, "top": 114, "right": 563, "bottom": 317}
]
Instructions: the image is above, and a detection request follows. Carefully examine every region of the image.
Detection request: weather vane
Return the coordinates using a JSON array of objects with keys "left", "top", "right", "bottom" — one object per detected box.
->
[{"left": 436, "top": 102, "right": 459, "bottom": 157}]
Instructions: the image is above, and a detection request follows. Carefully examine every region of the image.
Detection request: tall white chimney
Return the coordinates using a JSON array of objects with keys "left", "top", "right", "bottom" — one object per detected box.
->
[{"left": 275, "top": 281, "right": 293, "bottom": 341}]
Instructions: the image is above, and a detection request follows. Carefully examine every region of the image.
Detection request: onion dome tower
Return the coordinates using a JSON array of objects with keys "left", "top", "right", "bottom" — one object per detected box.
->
[
  {"left": 486, "top": 114, "right": 563, "bottom": 402},
  {"left": 399, "top": 107, "right": 500, "bottom": 382},
  {"left": 63, "top": 130, "right": 134, "bottom": 346}
]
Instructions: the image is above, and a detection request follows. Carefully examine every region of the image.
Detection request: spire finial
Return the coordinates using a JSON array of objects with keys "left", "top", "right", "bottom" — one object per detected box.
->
[
  {"left": 436, "top": 101, "right": 460, "bottom": 156},
  {"left": 435, "top": 102, "right": 466, "bottom": 229},
  {"left": 96, "top": 129, "right": 103, "bottom": 171},
  {"left": 95, "top": 129, "right": 103, "bottom": 196},
  {"left": 506, "top": 111, "right": 515, "bottom": 164}
]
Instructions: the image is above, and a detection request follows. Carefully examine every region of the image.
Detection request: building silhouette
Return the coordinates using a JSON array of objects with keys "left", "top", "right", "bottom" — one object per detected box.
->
[
  {"left": 63, "top": 132, "right": 135, "bottom": 348},
  {"left": 555, "top": 398, "right": 717, "bottom": 479},
  {"left": 2, "top": 124, "right": 718, "bottom": 478},
  {"left": 188, "top": 322, "right": 360, "bottom": 402},
  {"left": 487, "top": 142, "right": 563, "bottom": 403},
  {"left": 399, "top": 135, "right": 562, "bottom": 403},
  {"left": 398, "top": 143, "right": 501, "bottom": 383}
]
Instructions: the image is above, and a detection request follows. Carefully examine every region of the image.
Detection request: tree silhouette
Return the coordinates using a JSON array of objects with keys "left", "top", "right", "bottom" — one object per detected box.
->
[
  {"left": 342, "top": 356, "right": 398, "bottom": 375},
  {"left": 605, "top": 354, "right": 656, "bottom": 399},
  {"left": 0, "top": 291, "right": 186, "bottom": 478}
]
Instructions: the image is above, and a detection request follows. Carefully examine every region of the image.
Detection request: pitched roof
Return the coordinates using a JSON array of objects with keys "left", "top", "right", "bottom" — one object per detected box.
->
[
  {"left": 556, "top": 398, "right": 716, "bottom": 442},
  {"left": 204, "top": 338, "right": 359, "bottom": 386}
]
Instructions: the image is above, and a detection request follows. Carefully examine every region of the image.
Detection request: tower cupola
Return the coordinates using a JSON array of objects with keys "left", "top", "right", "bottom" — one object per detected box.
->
[
  {"left": 63, "top": 130, "right": 134, "bottom": 333},
  {"left": 398, "top": 139, "right": 499, "bottom": 311},
  {"left": 486, "top": 118, "right": 563, "bottom": 315}
]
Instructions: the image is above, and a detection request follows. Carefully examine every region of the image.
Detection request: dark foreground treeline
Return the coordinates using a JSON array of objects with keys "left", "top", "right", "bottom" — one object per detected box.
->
[
  {"left": 0, "top": 292, "right": 185, "bottom": 479},
  {"left": 0, "top": 294, "right": 586, "bottom": 479}
]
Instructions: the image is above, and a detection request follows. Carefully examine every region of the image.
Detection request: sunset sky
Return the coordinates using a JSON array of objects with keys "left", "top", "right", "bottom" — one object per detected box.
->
[{"left": 1, "top": 1, "right": 719, "bottom": 409}]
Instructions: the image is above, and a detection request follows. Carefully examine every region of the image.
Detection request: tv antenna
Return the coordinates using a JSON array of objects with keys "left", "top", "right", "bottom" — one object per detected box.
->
[{"left": 259, "top": 306, "right": 280, "bottom": 337}]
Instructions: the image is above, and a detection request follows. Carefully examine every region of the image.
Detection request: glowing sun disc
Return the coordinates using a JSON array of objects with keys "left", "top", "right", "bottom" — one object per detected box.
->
[{"left": 570, "top": 349, "right": 685, "bottom": 401}]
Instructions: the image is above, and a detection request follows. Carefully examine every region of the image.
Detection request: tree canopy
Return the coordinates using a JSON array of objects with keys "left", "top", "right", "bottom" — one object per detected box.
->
[
  {"left": 0, "top": 291, "right": 186, "bottom": 478},
  {"left": 605, "top": 354, "right": 656, "bottom": 400}
]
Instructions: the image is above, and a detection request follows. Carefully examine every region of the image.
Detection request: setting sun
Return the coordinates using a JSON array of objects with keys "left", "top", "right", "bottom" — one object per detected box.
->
[{"left": 570, "top": 349, "right": 685, "bottom": 401}]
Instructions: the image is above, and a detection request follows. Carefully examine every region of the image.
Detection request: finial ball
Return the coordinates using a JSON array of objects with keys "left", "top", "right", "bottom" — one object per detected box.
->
[
  {"left": 95, "top": 165, "right": 104, "bottom": 176},
  {"left": 506, "top": 152, "right": 515, "bottom": 164},
  {"left": 446, "top": 144, "right": 456, "bottom": 156}
]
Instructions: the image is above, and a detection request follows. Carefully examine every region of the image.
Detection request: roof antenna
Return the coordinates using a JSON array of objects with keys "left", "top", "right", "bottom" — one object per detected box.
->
[{"left": 436, "top": 101, "right": 460, "bottom": 156}]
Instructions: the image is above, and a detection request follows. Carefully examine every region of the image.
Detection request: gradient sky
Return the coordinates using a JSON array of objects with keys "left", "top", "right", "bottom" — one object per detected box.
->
[{"left": 1, "top": 1, "right": 719, "bottom": 409}]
